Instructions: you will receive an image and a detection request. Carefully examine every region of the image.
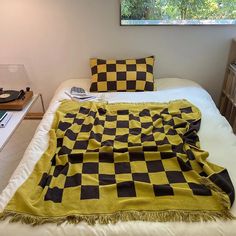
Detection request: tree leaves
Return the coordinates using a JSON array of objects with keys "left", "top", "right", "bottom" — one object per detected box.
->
[{"left": 121, "top": 0, "right": 236, "bottom": 20}]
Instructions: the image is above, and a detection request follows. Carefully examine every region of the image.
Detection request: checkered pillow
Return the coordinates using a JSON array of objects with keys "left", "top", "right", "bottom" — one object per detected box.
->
[{"left": 89, "top": 56, "right": 155, "bottom": 92}]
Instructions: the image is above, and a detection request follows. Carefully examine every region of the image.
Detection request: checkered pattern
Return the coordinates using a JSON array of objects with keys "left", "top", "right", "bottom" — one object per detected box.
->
[
  {"left": 38, "top": 101, "right": 233, "bottom": 204},
  {"left": 89, "top": 56, "right": 155, "bottom": 92}
]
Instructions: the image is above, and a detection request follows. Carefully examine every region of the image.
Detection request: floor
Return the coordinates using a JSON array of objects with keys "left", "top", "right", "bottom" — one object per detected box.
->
[{"left": 0, "top": 120, "right": 40, "bottom": 193}]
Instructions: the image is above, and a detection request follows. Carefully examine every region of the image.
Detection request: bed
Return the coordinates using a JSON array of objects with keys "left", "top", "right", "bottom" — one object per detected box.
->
[{"left": 0, "top": 77, "right": 235, "bottom": 236}]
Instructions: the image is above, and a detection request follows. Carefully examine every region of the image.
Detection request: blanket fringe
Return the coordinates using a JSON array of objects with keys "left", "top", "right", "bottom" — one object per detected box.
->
[
  {"left": 199, "top": 177, "right": 232, "bottom": 209},
  {"left": 0, "top": 209, "right": 235, "bottom": 226}
]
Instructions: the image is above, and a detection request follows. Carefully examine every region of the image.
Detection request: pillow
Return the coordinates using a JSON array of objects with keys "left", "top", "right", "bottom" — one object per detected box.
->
[{"left": 89, "top": 56, "right": 155, "bottom": 92}]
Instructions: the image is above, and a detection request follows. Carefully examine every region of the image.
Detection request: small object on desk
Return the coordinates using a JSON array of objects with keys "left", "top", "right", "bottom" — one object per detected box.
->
[
  {"left": 0, "top": 90, "right": 21, "bottom": 103},
  {"left": 0, "top": 91, "right": 33, "bottom": 110},
  {"left": 0, "top": 110, "right": 7, "bottom": 118},
  {"left": 17, "top": 90, "right": 25, "bottom": 100},
  {"left": 0, "top": 111, "right": 7, "bottom": 122},
  {"left": 0, "top": 112, "right": 13, "bottom": 128}
]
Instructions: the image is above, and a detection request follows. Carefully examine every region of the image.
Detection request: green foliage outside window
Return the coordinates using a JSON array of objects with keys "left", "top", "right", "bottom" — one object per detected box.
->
[{"left": 121, "top": 0, "right": 236, "bottom": 24}]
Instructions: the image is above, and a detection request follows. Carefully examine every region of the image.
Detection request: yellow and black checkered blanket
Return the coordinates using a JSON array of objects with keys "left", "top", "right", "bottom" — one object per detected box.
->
[{"left": 0, "top": 100, "right": 235, "bottom": 225}]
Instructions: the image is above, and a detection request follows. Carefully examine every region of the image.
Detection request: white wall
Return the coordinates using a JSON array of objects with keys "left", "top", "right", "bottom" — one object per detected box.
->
[{"left": 0, "top": 0, "right": 235, "bottom": 110}]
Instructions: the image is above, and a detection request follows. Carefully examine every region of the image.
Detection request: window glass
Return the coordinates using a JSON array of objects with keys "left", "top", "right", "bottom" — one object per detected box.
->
[{"left": 121, "top": 0, "right": 236, "bottom": 25}]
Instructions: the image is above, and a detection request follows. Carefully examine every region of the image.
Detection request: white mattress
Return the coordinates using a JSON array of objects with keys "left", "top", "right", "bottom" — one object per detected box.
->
[{"left": 0, "top": 78, "right": 236, "bottom": 236}]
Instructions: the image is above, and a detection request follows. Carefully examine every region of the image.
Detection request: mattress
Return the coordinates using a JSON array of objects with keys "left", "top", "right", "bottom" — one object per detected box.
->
[{"left": 0, "top": 78, "right": 235, "bottom": 236}]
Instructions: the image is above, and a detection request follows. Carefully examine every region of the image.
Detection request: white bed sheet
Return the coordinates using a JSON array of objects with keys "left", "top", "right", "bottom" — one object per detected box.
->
[{"left": 0, "top": 78, "right": 236, "bottom": 236}]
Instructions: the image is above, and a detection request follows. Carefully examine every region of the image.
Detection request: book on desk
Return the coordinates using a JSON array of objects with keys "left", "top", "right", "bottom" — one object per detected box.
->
[{"left": 0, "top": 111, "right": 13, "bottom": 128}]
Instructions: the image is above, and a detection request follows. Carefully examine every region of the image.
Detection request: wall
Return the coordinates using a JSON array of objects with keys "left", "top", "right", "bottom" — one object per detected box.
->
[{"left": 0, "top": 0, "right": 235, "bottom": 110}]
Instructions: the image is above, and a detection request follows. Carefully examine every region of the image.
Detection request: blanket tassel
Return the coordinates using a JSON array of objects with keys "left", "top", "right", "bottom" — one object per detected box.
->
[{"left": 0, "top": 209, "right": 235, "bottom": 226}]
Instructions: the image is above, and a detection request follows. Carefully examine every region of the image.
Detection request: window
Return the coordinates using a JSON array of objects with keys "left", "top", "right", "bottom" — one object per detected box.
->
[{"left": 120, "top": 0, "right": 236, "bottom": 25}]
